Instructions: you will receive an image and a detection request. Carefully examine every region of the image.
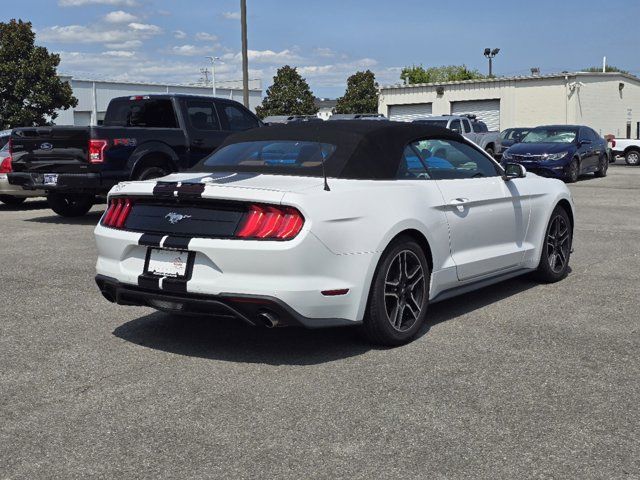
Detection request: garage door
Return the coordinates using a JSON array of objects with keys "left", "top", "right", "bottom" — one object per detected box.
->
[
  {"left": 451, "top": 99, "right": 500, "bottom": 131},
  {"left": 388, "top": 103, "right": 432, "bottom": 122}
]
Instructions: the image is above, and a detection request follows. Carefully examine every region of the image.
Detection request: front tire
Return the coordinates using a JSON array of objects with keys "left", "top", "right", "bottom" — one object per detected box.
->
[
  {"left": 485, "top": 146, "right": 495, "bottom": 157},
  {"left": 0, "top": 195, "right": 26, "bottom": 206},
  {"left": 47, "top": 192, "right": 95, "bottom": 217},
  {"left": 565, "top": 158, "right": 579, "bottom": 183},
  {"left": 625, "top": 149, "right": 640, "bottom": 166},
  {"left": 362, "top": 236, "right": 430, "bottom": 346},
  {"left": 534, "top": 206, "right": 572, "bottom": 283}
]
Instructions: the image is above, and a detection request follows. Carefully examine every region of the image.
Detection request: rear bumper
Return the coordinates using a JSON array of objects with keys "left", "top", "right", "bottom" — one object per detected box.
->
[
  {"left": 8, "top": 172, "right": 114, "bottom": 193},
  {"left": 96, "top": 274, "right": 357, "bottom": 329},
  {"left": 0, "top": 174, "right": 45, "bottom": 197}
]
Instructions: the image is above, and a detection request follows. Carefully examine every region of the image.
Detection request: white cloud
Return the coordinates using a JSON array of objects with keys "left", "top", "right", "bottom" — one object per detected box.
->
[
  {"left": 128, "top": 23, "right": 162, "bottom": 34},
  {"left": 103, "top": 10, "right": 137, "bottom": 23},
  {"left": 221, "top": 49, "right": 300, "bottom": 64},
  {"left": 314, "top": 47, "right": 335, "bottom": 58},
  {"left": 103, "top": 50, "right": 135, "bottom": 57},
  {"left": 170, "top": 44, "right": 214, "bottom": 56},
  {"left": 105, "top": 39, "right": 142, "bottom": 49},
  {"left": 221, "top": 11, "right": 241, "bottom": 20},
  {"left": 40, "top": 25, "right": 131, "bottom": 43},
  {"left": 195, "top": 32, "right": 218, "bottom": 42},
  {"left": 59, "top": 0, "right": 138, "bottom": 6},
  {"left": 173, "top": 30, "right": 187, "bottom": 39}
]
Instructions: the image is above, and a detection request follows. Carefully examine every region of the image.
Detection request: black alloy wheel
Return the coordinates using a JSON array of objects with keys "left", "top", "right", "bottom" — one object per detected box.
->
[
  {"left": 565, "top": 158, "right": 579, "bottom": 183},
  {"left": 535, "top": 206, "right": 572, "bottom": 283},
  {"left": 383, "top": 250, "right": 426, "bottom": 333},
  {"left": 362, "top": 236, "right": 430, "bottom": 346}
]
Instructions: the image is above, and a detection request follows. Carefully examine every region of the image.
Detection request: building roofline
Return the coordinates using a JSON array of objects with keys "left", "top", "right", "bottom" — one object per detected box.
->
[
  {"left": 380, "top": 71, "right": 640, "bottom": 91},
  {"left": 57, "top": 73, "right": 262, "bottom": 91}
]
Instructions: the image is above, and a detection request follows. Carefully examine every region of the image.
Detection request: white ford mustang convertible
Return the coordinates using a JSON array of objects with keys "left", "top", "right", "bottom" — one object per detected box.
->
[{"left": 95, "top": 121, "right": 574, "bottom": 345}]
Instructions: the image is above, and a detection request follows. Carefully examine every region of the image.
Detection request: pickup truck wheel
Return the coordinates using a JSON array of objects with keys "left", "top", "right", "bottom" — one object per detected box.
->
[
  {"left": 0, "top": 195, "right": 26, "bottom": 206},
  {"left": 625, "top": 149, "right": 640, "bottom": 166},
  {"left": 47, "top": 193, "right": 95, "bottom": 217},
  {"left": 136, "top": 166, "right": 170, "bottom": 181},
  {"left": 485, "top": 146, "right": 495, "bottom": 157}
]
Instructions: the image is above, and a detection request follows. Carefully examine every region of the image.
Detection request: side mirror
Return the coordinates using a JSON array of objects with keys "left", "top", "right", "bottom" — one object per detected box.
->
[{"left": 504, "top": 162, "right": 526, "bottom": 180}]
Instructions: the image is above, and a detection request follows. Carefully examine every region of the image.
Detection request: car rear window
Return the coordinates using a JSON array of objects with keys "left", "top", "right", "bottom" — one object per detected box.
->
[
  {"left": 104, "top": 98, "right": 178, "bottom": 128},
  {"left": 199, "top": 140, "right": 336, "bottom": 170}
]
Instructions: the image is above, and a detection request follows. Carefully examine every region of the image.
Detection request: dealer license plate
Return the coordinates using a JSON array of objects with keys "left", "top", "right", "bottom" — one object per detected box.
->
[
  {"left": 146, "top": 248, "right": 189, "bottom": 278},
  {"left": 43, "top": 174, "right": 58, "bottom": 185}
]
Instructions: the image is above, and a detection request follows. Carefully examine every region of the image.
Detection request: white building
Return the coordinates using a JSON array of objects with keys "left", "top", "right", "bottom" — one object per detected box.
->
[
  {"left": 379, "top": 72, "right": 640, "bottom": 138},
  {"left": 54, "top": 76, "right": 263, "bottom": 126}
]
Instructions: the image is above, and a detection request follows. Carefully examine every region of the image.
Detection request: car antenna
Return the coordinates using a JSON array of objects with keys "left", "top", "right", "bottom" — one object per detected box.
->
[
  {"left": 316, "top": 129, "right": 331, "bottom": 192},
  {"left": 320, "top": 153, "right": 330, "bottom": 191}
]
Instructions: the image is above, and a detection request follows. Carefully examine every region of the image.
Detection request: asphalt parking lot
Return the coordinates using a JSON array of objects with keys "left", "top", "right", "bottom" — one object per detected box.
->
[{"left": 1, "top": 164, "right": 639, "bottom": 479}]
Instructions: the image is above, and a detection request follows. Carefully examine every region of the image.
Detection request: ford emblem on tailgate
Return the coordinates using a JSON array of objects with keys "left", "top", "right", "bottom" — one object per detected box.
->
[
  {"left": 165, "top": 212, "right": 192, "bottom": 224},
  {"left": 40, "top": 142, "right": 53, "bottom": 150}
]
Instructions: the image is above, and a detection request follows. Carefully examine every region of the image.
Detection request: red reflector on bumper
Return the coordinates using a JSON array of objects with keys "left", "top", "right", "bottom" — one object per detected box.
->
[{"left": 321, "top": 289, "right": 349, "bottom": 296}]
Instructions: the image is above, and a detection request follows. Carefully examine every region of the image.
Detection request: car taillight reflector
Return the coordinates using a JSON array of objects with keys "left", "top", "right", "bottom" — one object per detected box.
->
[
  {"left": 0, "top": 156, "right": 12, "bottom": 173},
  {"left": 236, "top": 204, "right": 304, "bottom": 240},
  {"left": 102, "top": 198, "right": 133, "bottom": 228},
  {"left": 89, "top": 139, "right": 109, "bottom": 163}
]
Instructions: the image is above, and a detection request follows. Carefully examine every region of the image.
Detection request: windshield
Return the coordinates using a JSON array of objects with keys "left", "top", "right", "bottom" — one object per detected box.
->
[
  {"left": 199, "top": 140, "right": 337, "bottom": 172},
  {"left": 521, "top": 128, "right": 577, "bottom": 144}
]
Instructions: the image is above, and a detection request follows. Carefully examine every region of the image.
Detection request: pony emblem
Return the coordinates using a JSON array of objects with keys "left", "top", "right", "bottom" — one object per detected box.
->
[{"left": 165, "top": 212, "right": 192, "bottom": 224}]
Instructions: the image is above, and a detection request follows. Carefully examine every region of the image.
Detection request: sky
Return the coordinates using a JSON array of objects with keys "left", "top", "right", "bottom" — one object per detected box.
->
[{"left": 3, "top": 0, "right": 640, "bottom": 98}]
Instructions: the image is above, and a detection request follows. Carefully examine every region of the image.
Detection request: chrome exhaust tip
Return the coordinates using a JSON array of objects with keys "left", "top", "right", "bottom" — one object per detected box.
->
[{"left": 256, "top": 310, "right": 279, "bottom": 328}]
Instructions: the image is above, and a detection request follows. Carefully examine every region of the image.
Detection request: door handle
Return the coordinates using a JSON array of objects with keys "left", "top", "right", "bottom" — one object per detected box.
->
[
  {"left": 449, "top": 198, "right": 469, "bottom": 205},
  {"left": 192, "top": 139, "right": 204, "bottom": 145}
]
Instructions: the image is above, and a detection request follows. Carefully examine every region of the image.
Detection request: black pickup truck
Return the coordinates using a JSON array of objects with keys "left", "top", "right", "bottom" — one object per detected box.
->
[{"left": 8, "top": 94, "right": 261, "bottom": 216}]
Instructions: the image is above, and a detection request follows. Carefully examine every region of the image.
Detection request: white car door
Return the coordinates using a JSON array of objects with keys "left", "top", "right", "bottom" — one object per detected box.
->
[{"left": 414, "top": 139, "right": 530, "bottom": 281}]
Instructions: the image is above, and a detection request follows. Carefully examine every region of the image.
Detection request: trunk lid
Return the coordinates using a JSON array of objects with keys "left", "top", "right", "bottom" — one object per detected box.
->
[{"left": 10, "top": 126, "right": 90, "bottom": 173}]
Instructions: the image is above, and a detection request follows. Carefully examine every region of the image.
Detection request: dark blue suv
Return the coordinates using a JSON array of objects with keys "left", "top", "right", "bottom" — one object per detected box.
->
[{"left": 501, "top": 125, "right": 608, "bottom": 183}]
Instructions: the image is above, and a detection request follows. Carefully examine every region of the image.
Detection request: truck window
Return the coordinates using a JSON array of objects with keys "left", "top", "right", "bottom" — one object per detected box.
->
[
  {"left": 472, "top": 122, "right": 488, "bottom": 133},
  {"left": 462, "top": 119, "right": 472, "bottom": 133},
  {"left": 186, "top": 100, "right": 220, "bottom": 130},
  {"left": 223, "top": 105, "right": 259, "bottom": 131},
  {"left": 449, "top": 119, "right": 462, "bottom": 134},
  {"left": 104, "top": 99, "right": 178, "bottom": 128}
]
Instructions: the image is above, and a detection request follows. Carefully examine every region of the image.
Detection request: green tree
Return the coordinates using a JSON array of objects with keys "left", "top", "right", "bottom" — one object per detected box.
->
[
  {"left": 582, "top": 65, "right": 629, "bottom": 74},
  {"left": 0, "top": 19, "right": 77, "bottom": 129},
  {"left": 255, "top": 65, "right": 318, "bottom": 118},
  {"left": 400, "top": 65, "right": 485, "bottom": 84},
  {"left": 335, "top": 70, "right": 378, "bottom": 114}
]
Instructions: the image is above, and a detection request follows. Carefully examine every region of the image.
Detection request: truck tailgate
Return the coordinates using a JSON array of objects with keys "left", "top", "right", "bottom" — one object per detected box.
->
[{"left": 11, "top": 126, "right": 91, "bottom": 173}]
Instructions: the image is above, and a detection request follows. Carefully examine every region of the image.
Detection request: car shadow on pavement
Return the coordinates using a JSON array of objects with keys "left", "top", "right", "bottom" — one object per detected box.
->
[
  {"left": 0, "top": 200, "right": 49, "bottom": 211},
  {"left": 112, "top": 275, "right": 540, "bottom": 366},
  {"left": 24, "top": 211, "right": 104, "bottom": 225}
]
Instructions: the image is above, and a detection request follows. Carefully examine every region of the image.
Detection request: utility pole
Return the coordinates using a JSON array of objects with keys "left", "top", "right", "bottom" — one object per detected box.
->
[{"left": 241, "top": 0, "right": 249, "bottom": 107}]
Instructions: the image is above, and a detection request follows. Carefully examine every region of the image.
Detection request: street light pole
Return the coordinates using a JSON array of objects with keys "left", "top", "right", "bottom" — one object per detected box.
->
[
  {"left": 483, "top": 48, "right": 500, "bottom": 77},
  {"left": 240, "top": 0, "right": 249, "bottom": 108},
  {"left": 205, "top": 56, "right": 221, "bottom": 97}
]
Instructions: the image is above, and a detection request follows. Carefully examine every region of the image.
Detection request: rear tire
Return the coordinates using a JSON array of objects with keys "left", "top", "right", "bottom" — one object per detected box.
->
[
  {"left": 534, "top": 206, "right": 572, "bottom": 283},
  {"left": 136, "top": 166, "right": 170, "bottom": 181},
  {"left": 485, "top": 146, "right": 495, "bottom": 157},
  {"left": 362, "top": 236, "right": 430, "bottom": 346},
  {"left": 47, "top": 192, "right": 95, "bottom": 217},
  {"left": 625, "top": 149, "right": 640, "bottom": 166},
  {"left": 0, "top": 195, "right": 26, "bottom": 206},
  {"left": 593, "top": 154, "right": 608, "bottom": 177}
]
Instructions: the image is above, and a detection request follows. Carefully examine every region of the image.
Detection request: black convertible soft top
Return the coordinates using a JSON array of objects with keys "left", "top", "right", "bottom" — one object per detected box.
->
[{"left": 194, "top": 120, "right": 466, "bottom": 180}]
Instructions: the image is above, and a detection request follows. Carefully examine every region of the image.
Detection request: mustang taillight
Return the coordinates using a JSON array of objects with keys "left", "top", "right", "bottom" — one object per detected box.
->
[
  {"left": 88, "top": 139, "right": 109, "bottom": 163},
  {"left": 236, "top": 204, "right": 304, "bottom": 240},
  {"left": 102, "top": 198, "right": 133, "bottom": 228}
]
